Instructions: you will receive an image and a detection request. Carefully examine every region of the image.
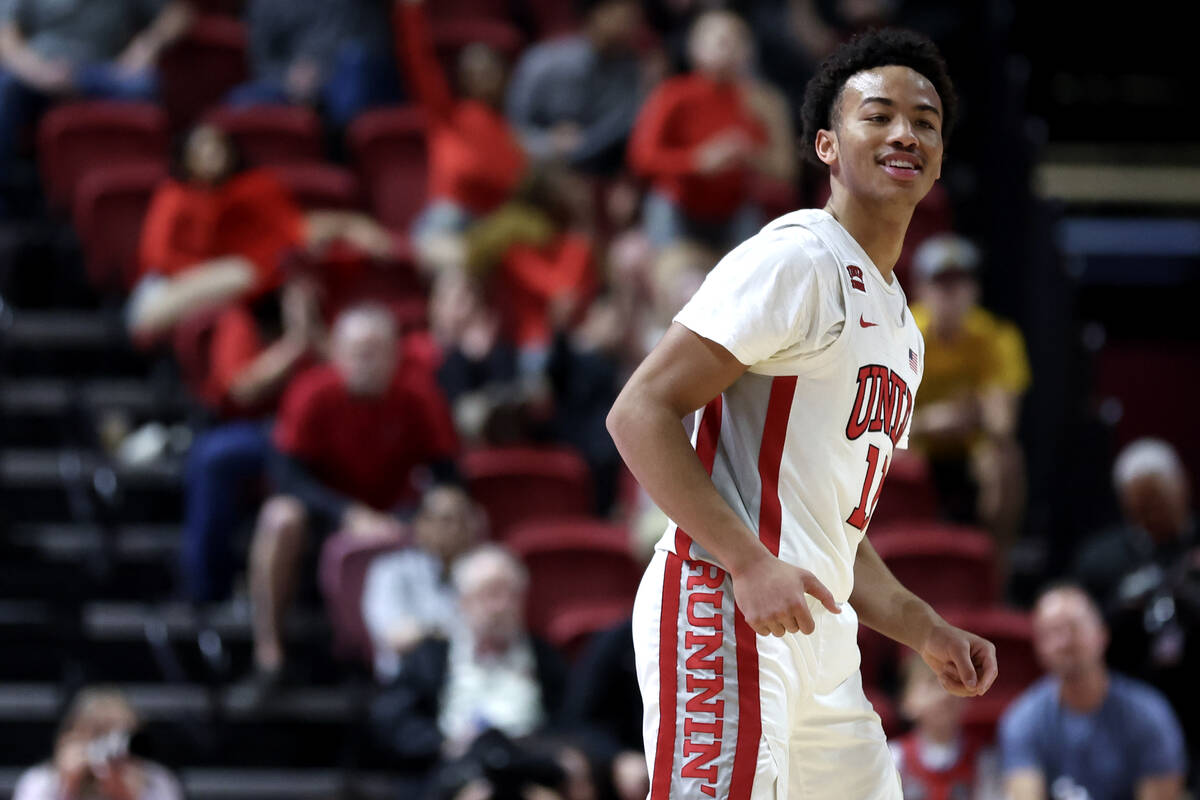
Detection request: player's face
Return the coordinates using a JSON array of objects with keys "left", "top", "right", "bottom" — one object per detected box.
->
[
  {"left": 817, "top": 65, "right": 944, "bottom": 206},
  {"left": 1033, "top": 589, "right": 1108, "bottom": 678}
]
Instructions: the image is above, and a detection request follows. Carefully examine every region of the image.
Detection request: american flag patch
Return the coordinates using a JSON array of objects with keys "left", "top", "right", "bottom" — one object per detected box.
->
[{"left": 909, "top": 348, "right": 920, "bottom": 372}]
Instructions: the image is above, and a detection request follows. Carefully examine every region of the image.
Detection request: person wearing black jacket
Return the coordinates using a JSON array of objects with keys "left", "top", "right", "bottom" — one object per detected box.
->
[{"left": 369, "top": 545, "right": 569, "bottom": 797}]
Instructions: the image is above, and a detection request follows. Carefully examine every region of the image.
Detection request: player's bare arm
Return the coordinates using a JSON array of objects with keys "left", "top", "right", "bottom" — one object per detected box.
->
[
  {"left": 851, "top": 535, "right": 997, "bottom": 697},
  {"left": 608, "top": 322, "right": 840, "bottom": 637}
]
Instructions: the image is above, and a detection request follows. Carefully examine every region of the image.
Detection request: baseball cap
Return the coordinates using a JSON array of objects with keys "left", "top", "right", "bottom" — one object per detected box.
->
[{"left": 913, "top": 234, "right": 981, "bottom": 280}]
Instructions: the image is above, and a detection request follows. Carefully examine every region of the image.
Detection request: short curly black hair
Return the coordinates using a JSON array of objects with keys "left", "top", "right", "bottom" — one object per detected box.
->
[{"left": 799, "top": 28, "right": 957, "bottom": 167}]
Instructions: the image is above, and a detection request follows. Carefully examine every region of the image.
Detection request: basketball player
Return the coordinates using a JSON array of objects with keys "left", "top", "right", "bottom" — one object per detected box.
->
[{"left": 607, "top": 29, "right": 999, "bottom": 799}]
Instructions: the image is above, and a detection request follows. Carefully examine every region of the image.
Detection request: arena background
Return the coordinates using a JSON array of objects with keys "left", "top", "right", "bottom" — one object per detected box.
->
[{"left": 0, "top": 0, "right": 1195, "bottom": 798}]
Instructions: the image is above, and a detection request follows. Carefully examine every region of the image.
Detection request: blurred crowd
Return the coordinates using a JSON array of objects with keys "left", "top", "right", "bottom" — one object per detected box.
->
[{"left": 2, "top": 0, "right": 1196, "bottom": 798}]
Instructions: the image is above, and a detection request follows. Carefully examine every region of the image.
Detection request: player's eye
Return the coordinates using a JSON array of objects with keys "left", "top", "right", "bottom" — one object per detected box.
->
[
  {"left": 917, "top": 119, "right": 937, "bottom": 130},
  {"left": 867, "top": 115, "right": 888, "bottom": 123}
]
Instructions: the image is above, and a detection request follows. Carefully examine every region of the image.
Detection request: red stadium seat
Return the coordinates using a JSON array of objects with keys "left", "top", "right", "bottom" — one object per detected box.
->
[
  {"left": 207, "top": 105, "right": 325, "bottom": 167},
  {"left": 858, "top": 624, "right": 897, "bottom": 687},
  {"left": 38, "top": 102, "right": 168, "bottom": 212},
  {"left": 72, "top": 161, "right": 168, "bottom": 291},
  {"left": 267, "top": 163, "right": 362, "bottom": 211},
  {"left": 505, "top": 518, "right": 640, "bottom": 639},
  {"left": 347, "top": 107, "right": 428, "bottom": 232},
  {"left": 869, "top": 450, "right": 940, "bottom": 528},
  {"left": 868, "top": 524, "right": 998, "bottom": 612},
  {"left": 544, "top": 599, "right": 632, "bottom": 660},
  {"left": 460, "top": 446, "right": 594, "bottom": 539},
  {"left": 318, "top": 532, "right": 409, "bottom": 665},
  {"left": 863, "top": 685, "right": 902, "bottom": 738},
  {"left": 159, "top": 15, "right": 249, "bottom": 132}
]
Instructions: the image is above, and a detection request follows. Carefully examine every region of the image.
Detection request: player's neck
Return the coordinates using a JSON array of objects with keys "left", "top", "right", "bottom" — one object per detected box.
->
[
  {"left": 823, "top": 190, "right": 915, "bottom": 285},
  {"left": 1058, "top": 665, "right": 1109, "bottom": 713}
]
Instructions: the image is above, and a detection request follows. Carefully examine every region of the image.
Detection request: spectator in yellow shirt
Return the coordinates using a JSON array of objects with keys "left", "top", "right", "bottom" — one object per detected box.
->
[{"left": 909, "top": 234, "right": 1031, "bottom": 575}]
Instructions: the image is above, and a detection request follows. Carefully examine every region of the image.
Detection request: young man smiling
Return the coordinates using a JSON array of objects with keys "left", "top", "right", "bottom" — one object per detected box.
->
[{"left": 608, "top": 29, "right": 999, "bottom": 799}]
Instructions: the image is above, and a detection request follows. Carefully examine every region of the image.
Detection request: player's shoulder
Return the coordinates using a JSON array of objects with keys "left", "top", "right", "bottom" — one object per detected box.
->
[{"left": 729, "top": 209, "right": 844, "bottom": 275}]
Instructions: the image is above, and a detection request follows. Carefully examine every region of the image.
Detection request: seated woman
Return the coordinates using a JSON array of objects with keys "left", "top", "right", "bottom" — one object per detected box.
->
[{"left": 126, "top": 122, "right": 393, "bottom": 341}]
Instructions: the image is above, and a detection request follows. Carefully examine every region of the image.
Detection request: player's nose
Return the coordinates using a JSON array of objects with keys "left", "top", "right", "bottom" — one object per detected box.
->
[{"left": 888, "top": 118, "right": 919, "bottom": 149}]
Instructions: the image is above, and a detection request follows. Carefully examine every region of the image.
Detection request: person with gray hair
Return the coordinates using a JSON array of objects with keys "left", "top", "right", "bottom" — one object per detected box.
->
[
  {"left": 368, "top": 544, "right": 568, "bottom": 776},
  {"left": 1071, "top": 437, "right": 1199, "bottom": 783}
]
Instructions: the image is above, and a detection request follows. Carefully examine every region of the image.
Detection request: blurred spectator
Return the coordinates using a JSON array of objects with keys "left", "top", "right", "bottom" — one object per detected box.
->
[
  {"left": 362, "top": 484, "right": 486, "bottom": 681},
  {"left": 1072, "top": 438, "right": 1200, "bottom": 767},
  {"left": 890, "top": 653, "right": 1002, "bottom": 800},
  {"left": 745, "top": 0, "right": 897, "bottom": 128},
  {"left": 0, "top": 0, "right": 191, "bottom": 166},
  {"left": 128, "top": 123, "right": 393, "bottom": 340},
  {"left": 546, "top": 293, "right": 624, "bottom": 514},
  {"left": 998, "top": 583, "right": 1186, "bottom": 800},
  {"left": 245, "top": 303, "right": 458, "bottom": 692},
  {"left": 177, "top": 278, "right": 325, "bottom": 604},
  {"left": 428, "top": 270, "right": 524, "bottom": 445},
  {"left": 629, "top": 9, "right": 795, "bottom": 250},
  {"left": 395, "top": 0, "right": 526, "bottom": 242},
  {"left": 1073, "top": 438, "right": 1196, "bottom": 620},
  {"left": 506, "top": 0, "right": 646, "bottom": 174},
  {"left": 369, "top": 545, "right": 567, "bottom": 769},
  {"left": 13, "top": 688, "right": 183, "bottom": 800},
  {"left": 463, "top": 167, "right": 598, "bottom": 370},
  {"left": 907, "top": 234, "right": 1030, "bottom": 567},
  {"left": 228, "top": 0, "right": 399, "bottom": 128}
]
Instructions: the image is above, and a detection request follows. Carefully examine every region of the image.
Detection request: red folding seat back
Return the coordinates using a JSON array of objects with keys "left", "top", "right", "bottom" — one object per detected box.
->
[
  {"left": 460, "top": 447, "right": 594, "bottom": 539},
  {"left": 207, "top": 105, "right": 324, "bottom": 167},
  {"left": 159, "top": 15, "right": 249, "bottom": 132},
  {"left": 72, "top": 161, "right": 168, "bottom": 291},
  {"left": 868, "top": 450, "right": 939, "bottom": 528},
  {"left": 318, "top": 532, "right": 409, "bottom": 665},
  {"left": 425, "top": 0, "right": 512, "bottom": 23},
  {"left": 506, "top": 518, "right": 640, "bottom": 639},
  {"left": 38, "top": 102, "right": 168, "bottom": 211},
  {"left": 267, "top": 163, "right": 362, "bottom": 211},
  {"left": 869, "top": 524, "right": 998, "bottom": 611},
  {"left": 863, "top": 685, "right": 902, "bottom": 738},
  {"left": 347, "top": 108, "right": 428, "bottom": 232},
  {"left": 544, "top": 599, "right": 632, "bottom": 660}
]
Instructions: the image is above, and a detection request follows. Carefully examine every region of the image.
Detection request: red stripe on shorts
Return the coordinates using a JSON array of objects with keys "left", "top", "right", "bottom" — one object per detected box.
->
[
  {"left": 728, "top": 608, "right": 761, "bottom": 798},
  {"left": 756, "top": 376, "right": 797, "bottom": 556},
  {"left": 674, "top": 395, "right": 724, "bottom": 554},
  {"left": 650, "top": 553, "right": 684, "bottom": 800}
]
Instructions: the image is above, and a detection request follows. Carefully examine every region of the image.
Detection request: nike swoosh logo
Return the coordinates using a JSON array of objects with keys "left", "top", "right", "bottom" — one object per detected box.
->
[{"left": 859, "top": 315, "right": 879, "bottom": 328}]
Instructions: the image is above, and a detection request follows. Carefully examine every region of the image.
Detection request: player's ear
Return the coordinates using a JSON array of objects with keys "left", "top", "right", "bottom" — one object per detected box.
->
[{"left": 815, "top": 128, "right": 838, "bottom": 167}]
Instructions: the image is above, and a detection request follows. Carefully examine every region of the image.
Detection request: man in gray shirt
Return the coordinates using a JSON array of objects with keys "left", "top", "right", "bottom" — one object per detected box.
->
[
  {"left": 0, "top": 0, "right": 189, "bottom": 167},
  {"left": 506, "top": 0, "right": 646, "bottom": 174},
  {"left": 226, "top": 0, "right": 398, "bottom": 128}
]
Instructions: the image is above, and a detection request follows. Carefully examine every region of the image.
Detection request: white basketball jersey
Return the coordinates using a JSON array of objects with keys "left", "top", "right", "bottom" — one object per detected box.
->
[{"left": 661, "top": 208, "right": 926, "bottom": 602}]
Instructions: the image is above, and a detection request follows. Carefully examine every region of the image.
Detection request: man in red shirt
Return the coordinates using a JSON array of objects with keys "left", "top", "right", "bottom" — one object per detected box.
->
[
  {"left": 245, "top": 303, "right": 458, "bottom": 692},
  {"left": 629, "top": 10, "right": 795, "bottom": 251}
]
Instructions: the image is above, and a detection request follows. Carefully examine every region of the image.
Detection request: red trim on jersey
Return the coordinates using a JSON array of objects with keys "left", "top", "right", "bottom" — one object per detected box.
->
[
  {"left": 650, "top": 553, "right": 684, "bottom": 800},
  {"left": 675, "top": 396, "right": 723, "bottom": 554},
  {"left": 728, "top": 609, "right": 761, "bottom": 798},
  {"left": 756, "top": 376, "right": 797, "bottom": 556}
]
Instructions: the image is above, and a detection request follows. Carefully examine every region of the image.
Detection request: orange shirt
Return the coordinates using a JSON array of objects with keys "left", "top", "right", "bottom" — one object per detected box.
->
[
  {"left": 497, "top": 233, "right": 595, "bottom": 347},
  {"left": 629, "top": 73, "right": 768, "bottom": 221},
  {"left": 396, "top": 2, "right": 526, "bottom": 214},
  {"left": 138, "top": 169, "right": 306, "bottom": 294}
]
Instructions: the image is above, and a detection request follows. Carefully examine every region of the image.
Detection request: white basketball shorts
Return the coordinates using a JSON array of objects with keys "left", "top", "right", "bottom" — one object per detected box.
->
[{"left": 632, "top": 549, "right": 903, "bottom": 799}]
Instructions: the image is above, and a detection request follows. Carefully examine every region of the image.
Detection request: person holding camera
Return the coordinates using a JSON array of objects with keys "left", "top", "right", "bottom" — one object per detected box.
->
[{"left": 12, "top": 688, "right": 182, "bottom": 800}]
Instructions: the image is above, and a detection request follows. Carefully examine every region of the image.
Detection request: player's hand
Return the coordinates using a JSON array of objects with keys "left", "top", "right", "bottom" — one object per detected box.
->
[
  {"left": 918, "top": 622, "right": 997, "bottom": 697},
  {"left": 730, "top": 553, "right": 840, "bottom": 637}
]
